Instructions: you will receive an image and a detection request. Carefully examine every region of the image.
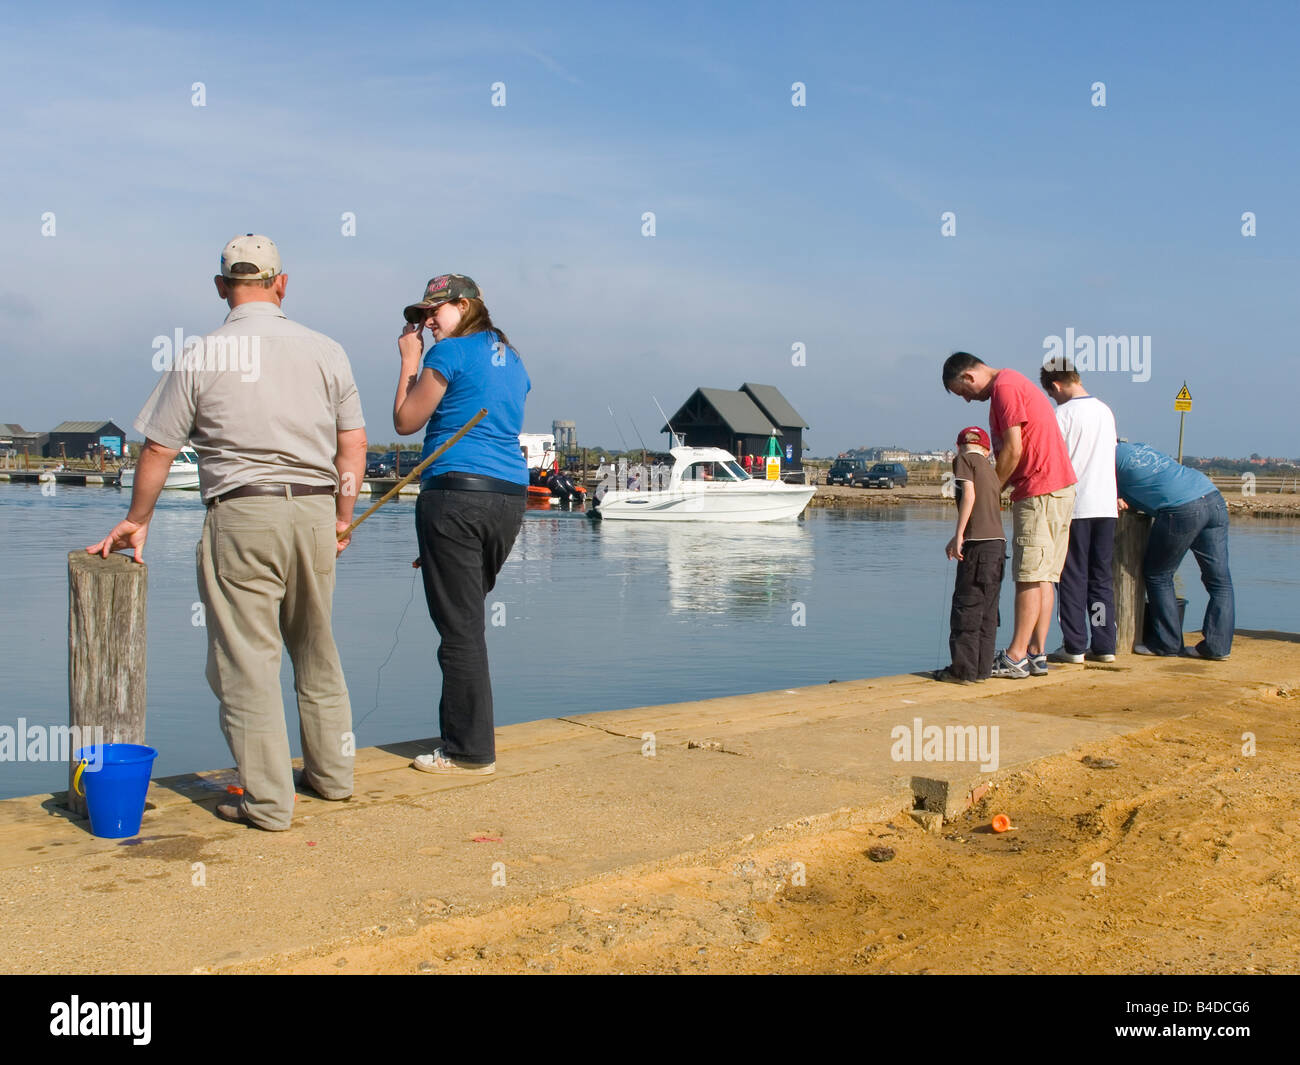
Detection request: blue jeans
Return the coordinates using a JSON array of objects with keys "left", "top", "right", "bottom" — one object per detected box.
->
[{"left": 1142, "top": 491, "right": 1234, "bottom": 656}]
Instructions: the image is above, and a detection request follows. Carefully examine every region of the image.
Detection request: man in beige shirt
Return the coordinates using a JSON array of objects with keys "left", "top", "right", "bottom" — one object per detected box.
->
[{"left": 89, "top": 234, "right": 368, "bottom": 831}]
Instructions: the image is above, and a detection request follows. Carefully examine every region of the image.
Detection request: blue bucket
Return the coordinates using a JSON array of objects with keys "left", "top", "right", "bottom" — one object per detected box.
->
[{"left": 73, "top": 744, "right": 158, "bottom": 839}]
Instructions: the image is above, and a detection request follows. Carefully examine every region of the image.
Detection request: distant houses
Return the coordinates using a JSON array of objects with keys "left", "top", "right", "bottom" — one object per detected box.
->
[
  {"left": 0, "top": 424, "right": 47, "bottom": 457},
  {"left": 860, "top": 446, "right": 911, "bottom": 462},
  {"left": 0, "top": 420, "right": 125, "bottom": 459},
  {"left": 846, "top": 445, "right": 955, "bottom": 463}
]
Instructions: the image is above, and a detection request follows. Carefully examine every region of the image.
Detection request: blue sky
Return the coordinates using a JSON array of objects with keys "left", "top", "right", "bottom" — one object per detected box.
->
[{"left": 2, "top": 1, "right": 1296, "bottom": 457}]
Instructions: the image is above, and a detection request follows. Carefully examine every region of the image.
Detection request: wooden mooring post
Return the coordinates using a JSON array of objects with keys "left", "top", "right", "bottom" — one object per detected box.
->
[
  {"left": 1111, "top": 509, "right": 1152, "bottom": 654},
  {"left": 66, "top": 551, "right": 147, "bottom": 815}
]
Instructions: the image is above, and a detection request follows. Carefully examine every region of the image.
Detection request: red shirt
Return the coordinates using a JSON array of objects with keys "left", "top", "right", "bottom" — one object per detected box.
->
[{"left": 989, "top": 368, "right": 1076, "bottom": 502}]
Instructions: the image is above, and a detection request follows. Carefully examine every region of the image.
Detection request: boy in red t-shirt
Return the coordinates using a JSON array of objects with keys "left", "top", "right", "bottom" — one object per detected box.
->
[{"left": 942, "top": 352, "right": 1076, "bottom": 679}]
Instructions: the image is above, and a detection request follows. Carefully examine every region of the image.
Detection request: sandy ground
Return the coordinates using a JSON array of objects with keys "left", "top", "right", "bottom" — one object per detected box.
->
[{"left": 234, "top": 679, "right": 1300, "bottom": 975}]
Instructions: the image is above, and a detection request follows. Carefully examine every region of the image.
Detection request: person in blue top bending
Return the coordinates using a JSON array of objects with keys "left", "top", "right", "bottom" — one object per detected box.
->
[
  {"left": 394, "top": 274, "right": 531, "bottom": 774},
  {"left": 1115, "top": 442, "right": 1234, "bottom": 659}
]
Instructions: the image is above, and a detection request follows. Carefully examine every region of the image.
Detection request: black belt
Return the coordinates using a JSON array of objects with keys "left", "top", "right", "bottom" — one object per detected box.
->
[
  {"left": 206, "top": 483, "right": 336, "bottom": 507},
  {"left": 422, "top": 473, "right": 525, "bottom": 496}
]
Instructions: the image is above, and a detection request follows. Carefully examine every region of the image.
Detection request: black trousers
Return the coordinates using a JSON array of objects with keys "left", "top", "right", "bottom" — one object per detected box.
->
[
  {"left": 415, "top": 488, "right": 525, "bottom": 764},
  {"left": 1058, "top": 516, "right": 1117, "bottom": 655},
  {"left": 949, "top": 539, "right": 1005, "bottom": 680}
]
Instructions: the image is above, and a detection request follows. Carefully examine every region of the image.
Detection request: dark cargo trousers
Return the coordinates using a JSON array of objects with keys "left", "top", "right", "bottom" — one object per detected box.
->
[
  {"left": 416, "top": 487, "right": 525, "bottom": 765},
  {"left": 948, "top": 538, "right": 1005, "bottom": 680}
]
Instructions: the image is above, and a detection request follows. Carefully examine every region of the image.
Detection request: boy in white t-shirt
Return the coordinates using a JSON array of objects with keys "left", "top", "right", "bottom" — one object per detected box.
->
[{"left": 1040, "top": 365, "right": 1118, "bottom": 662}]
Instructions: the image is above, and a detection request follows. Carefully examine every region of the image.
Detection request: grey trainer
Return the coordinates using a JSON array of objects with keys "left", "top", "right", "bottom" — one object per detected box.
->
[{"left": 991, "top": 650, "right": 1031, "bottom": 679}]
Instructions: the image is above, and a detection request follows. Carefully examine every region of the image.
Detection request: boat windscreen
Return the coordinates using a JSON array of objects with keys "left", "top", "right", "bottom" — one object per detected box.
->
[
  {"left": 686, "top": 461, "right": 741, "bottom": 482},
  {"left": 724, "top": 461, "right": 751, "bottom": 480}
]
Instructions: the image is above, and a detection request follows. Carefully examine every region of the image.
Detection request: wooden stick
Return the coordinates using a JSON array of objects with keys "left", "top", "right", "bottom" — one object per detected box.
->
[{"left": 338, "top": 408, "right": 488, "bottom": 540}]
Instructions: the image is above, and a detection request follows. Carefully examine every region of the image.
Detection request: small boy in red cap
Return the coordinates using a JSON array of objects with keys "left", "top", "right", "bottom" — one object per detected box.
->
[{"left": 935, "top": 426, "right": 1006, "bottom": 683}]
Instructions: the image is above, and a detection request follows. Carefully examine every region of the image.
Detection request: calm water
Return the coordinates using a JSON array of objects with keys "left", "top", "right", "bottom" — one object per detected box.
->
[{"left": 1, "top": 484, "right": 1297, "bottom": 799}]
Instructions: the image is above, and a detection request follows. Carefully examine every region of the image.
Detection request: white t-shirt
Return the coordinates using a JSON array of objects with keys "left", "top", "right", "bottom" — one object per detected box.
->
[{"left": 1055, "top": 395, "right": 1118, "bottom": 519}]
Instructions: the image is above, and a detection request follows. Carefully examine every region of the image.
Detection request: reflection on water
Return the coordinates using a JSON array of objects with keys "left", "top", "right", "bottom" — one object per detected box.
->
[{"left": 593, "top": 521, "right": 814, "bottom": 616}]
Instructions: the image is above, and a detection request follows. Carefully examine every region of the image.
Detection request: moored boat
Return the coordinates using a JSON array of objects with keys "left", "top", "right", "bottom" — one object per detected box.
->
[
  {"left": 589, "top": 447, "right": 813, "bottom": 522},
  {"left": 118, "top": 446, "right": 201, "bottom": 490},
  {"left": 521, "top": 432, "right": 584, "bottom": 505}
]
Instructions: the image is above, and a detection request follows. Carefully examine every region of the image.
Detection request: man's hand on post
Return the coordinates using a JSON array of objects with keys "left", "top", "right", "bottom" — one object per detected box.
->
[
  {"left": 84, "top": 438, "right": 175, "bottom": 564},
  {"left": 87, "top": 517, "right": 150, "bottom": 563}
]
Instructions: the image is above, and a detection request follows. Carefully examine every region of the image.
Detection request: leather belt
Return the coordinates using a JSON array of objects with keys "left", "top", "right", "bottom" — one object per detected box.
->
[
  {"left": 422, "top": 473, "right": 526, "bottom": 496},
  {"left": 206, "top": 483, "right": 336, "bottom": 507}
]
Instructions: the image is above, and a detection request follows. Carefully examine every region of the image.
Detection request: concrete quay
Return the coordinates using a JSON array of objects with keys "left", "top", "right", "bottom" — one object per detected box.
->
[{"left": 0, "top": 630, "right": 1296, "bottom": 974}]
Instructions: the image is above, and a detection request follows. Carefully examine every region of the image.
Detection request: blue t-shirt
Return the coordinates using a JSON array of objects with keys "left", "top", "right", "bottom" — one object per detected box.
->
[
  {"left": 1115, "top": 442, "right": 1215, "bottom": 513},
  {"left": 420, "top": 331, "right": 530, "bottom": 483}
]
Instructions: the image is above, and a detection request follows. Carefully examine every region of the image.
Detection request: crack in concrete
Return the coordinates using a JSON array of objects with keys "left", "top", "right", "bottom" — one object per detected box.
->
[
  {"left": 556, "top": 717, "right": 642, "bottom": 740},
  {"left": 557, "top": 717, "right": 749, "bottom": 756}
]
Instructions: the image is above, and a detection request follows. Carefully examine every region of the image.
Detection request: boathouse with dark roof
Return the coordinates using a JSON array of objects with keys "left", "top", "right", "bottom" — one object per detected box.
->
[
  {"left": 660, "top": 383, "right": 809, "bottom": 475},
  {"left": 45, "top": 421, "right": 127, "bottom": 459},
  {"left": 0, "top": 423, "right": 49, "bottom": 457}
]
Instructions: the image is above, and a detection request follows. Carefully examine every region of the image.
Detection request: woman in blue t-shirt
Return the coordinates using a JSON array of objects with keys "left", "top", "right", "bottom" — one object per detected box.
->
[{"left": 393, "top": 274, "right": 531, "bottom": 774}]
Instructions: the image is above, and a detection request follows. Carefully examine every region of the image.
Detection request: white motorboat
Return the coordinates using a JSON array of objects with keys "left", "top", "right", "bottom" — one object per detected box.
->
[
  {"left": 589, "top": 447, "right": 814, "bottom": 522},
  {"left": 118, "top": 446, "right": 201, "bottom": 490}
]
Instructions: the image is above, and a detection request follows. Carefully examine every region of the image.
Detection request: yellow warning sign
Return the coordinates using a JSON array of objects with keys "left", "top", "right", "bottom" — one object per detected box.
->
[{"left": 1175, "top": 383, "right": 1192, "bottom": 412}]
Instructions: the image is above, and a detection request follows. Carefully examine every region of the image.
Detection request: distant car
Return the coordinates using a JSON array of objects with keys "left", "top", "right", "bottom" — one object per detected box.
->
[
  {"left": 865, "top": 462, "right": 908, "bottom": 488},
  {"left": 378, "top": 450, "right": 422, "bottom": 476},
  {"left": 365, "top": 458, "right": 392, "bottom": 478},
  {"left": 827, "top": 458, "right": 868, "bottom": 486}
]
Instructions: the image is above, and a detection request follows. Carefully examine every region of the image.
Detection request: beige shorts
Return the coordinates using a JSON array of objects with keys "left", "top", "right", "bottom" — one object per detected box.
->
[{"left": 1011, "top": 487, "right": 1075, "bottom": 583}]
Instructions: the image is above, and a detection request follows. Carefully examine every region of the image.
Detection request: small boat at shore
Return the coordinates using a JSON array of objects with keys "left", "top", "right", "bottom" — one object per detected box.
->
[
  {"left": 589, "top": 447, "right": 813, "bottom": 522},
  {"left": 118, "top": 447, "right": 201, "bottom": 490},
  {"left": 521, "top": 432, "right": 584, "bottom": 506}
]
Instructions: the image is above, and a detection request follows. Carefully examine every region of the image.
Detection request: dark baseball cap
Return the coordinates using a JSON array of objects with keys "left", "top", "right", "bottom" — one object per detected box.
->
[{"left": 403, "top": 274, "right": 480, "bottom": 323}]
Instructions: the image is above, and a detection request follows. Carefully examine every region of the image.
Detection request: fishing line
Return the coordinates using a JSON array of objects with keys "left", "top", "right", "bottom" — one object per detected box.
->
[
  {"left": 606, "top": 405, "right": 631, "bottom": 452},
  {"left": 353, "top": 569, "right": 419, "bottom": 733},
  {"left": 341, "top": 411, "right": 483, "bottom": 735},
  {"left": 936, "top": 551, "right": 953, "bottom": 669}
]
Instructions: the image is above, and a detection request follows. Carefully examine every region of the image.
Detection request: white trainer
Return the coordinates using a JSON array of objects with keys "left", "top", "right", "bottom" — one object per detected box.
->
[
  {"left": 411, "top": 749, "right": 496, "bottom": 775},
  {"left": 1047, "top": 647, "right": 1085, "bottom": 664}
]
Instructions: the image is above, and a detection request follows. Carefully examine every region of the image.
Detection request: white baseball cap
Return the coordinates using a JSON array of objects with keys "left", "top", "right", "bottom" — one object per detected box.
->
[{"left": 220, "top": 233, "right": 282, "bottom": 280}]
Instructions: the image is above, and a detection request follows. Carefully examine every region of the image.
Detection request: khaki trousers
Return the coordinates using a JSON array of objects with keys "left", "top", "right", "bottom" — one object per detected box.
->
[{"left": 196, "top": 494, "right": 353, "bottom": 830}]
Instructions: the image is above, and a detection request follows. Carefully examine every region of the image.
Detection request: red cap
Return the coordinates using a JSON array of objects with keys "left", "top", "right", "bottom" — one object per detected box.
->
[{"left": 957, "top": 425, "right": 991, "bottom": 450}]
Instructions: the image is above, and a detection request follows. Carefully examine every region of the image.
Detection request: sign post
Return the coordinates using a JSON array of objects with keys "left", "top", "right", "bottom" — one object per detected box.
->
[
  {"left": 1174, "top": 383, "right": 1192, "bottom": 462},
  {"left": 765, "top": 435, "right": 781, "bottom": 481}
]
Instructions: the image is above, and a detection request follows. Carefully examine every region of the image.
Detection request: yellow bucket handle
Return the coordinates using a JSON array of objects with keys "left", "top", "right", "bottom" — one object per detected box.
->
[{"left": 73, "top": 758, "right": 88, "bottom": 797}]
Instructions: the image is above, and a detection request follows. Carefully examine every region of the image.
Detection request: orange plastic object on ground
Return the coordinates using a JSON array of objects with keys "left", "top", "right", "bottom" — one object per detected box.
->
[{"left": 991, "top": 814, "right": 1011, "bottom": 832}]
